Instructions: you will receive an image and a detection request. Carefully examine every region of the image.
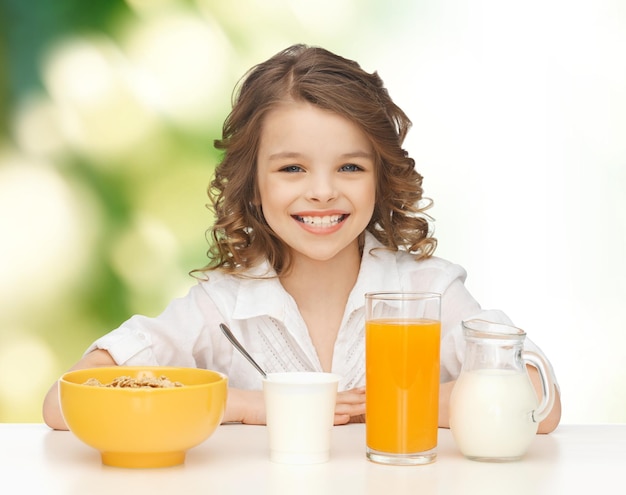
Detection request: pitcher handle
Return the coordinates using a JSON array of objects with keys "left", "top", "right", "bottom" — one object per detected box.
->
[{"left": 522, "top": 350, "right": 556, "bottom": 424}]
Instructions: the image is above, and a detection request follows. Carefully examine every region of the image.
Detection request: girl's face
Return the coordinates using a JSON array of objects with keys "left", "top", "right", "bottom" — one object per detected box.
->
[{"left": 256, "top": 101, "right": 376, "bottom": 264}]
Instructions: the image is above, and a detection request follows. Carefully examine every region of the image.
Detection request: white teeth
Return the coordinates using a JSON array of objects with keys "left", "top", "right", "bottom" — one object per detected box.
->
[{"left": 298, "top": 215, "right": 343, "bottom": 227}]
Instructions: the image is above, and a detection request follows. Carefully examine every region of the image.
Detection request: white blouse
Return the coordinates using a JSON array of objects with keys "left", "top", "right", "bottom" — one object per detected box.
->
[{"left": 87, "top": 232, "right": 551, "bottom": 392}]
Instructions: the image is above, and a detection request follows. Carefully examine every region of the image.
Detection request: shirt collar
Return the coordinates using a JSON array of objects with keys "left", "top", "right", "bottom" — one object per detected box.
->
[
  {"left": 346, "top": 231, "right": 403, "bottom": 313},
  {"left": 231, "top": 231, "right": 402, "bottom": 320},
  {"left": 231, "top": 261, "right": 290, "bottom": 321}
]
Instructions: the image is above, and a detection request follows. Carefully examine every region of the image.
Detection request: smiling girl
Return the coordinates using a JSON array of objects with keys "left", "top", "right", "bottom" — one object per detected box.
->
[{"left": 43, "top": 44, "right": 561, "bottom": 432}]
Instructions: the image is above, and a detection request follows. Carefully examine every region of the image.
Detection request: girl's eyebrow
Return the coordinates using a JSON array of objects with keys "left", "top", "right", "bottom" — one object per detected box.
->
[
  {"left": 267, "top": 151, "right": 302, "bottom": 161},
  {"left": 267, "top": 150, "right": 374, "bottom": 161},
  {"left": 341, "top": 151, "right": 375, "bottom": 160}
]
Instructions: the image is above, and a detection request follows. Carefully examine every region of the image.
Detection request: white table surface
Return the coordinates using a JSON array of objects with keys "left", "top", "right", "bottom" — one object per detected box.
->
[{"left": 2, "top": 422, "right": 625, "bottom": 495}]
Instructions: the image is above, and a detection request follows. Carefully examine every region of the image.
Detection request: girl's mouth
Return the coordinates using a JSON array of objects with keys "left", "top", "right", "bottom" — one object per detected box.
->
[{"left": 293, "top": 214, "right": 347, "bottom": 227}]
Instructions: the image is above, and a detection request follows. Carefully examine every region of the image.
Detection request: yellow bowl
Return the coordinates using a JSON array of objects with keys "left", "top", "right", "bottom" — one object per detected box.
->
[{"left": 59, "top": 366, "right": 228, "bottom": 468}]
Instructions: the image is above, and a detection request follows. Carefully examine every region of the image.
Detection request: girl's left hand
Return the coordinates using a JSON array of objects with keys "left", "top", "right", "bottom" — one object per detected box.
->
[{"left": 334, "top": 387, "right": 366, "bottom": 425}]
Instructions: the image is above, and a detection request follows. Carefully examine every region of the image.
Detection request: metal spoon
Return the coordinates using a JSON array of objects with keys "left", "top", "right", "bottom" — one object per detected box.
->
[{"left": 219, "top": 323, "right": 267, "bottom": 378}]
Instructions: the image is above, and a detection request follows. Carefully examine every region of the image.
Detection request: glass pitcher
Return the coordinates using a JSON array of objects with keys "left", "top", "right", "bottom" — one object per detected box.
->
[{"left": 449, "top": 319, "right": 556, "bottom": 462}]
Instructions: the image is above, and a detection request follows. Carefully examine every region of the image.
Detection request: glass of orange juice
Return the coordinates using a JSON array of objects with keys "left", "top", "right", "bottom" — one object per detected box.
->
[{"left": 365, "top": 292, "right": 441, "bottom": 465}]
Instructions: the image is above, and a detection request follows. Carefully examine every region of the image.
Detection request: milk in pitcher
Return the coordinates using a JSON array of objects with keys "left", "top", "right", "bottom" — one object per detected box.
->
[{"left": 449, "top": 368, "right": 539, "bottom": 461}]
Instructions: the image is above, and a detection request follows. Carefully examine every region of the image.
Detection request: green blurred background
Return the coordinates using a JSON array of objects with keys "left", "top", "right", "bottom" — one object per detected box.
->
[
  {"left": 2, "top": 0, "right": 625, "bottom": 424},
  {"left": 0, "top": 0, "right": 421, "bottom": 422}
]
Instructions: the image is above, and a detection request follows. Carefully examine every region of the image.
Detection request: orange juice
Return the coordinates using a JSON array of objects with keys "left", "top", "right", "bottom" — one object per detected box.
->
[{"left": 366, "top": 318, "right": 441, "bottom": 454}]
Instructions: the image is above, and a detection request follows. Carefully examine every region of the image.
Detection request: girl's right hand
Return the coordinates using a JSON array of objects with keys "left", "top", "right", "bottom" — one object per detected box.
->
[{"left": 224, "top": 388, "right": 266, "bottom": 424}]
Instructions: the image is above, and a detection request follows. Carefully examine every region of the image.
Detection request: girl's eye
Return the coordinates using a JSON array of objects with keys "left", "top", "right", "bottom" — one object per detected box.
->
[
  {"left": 340, "top": 163, "right": 363, "bottom": 172},
  {"left": 279, "top": 165, "right": 304, "bottom": 173}
]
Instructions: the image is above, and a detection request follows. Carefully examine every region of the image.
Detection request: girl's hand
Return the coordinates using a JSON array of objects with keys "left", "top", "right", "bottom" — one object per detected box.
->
[
  {"left": 225, "top": 386, "right": 367, "bottom": 426},
  {"left": 334, "top": 387, "right": 366, "bottom": 425},
  {"left": 224, "top": 389, "right": 266, "bottom": 424}
]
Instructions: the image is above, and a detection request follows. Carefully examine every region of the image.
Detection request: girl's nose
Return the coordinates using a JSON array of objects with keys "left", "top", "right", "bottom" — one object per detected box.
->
[{"left": 305, "top": 174, "right": 338, "bottom": 203}]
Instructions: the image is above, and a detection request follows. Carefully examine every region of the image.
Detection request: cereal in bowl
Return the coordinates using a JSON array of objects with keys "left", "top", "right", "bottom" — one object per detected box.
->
[{"left": 83, "top": 375, "right": 183, "bottom": 388}]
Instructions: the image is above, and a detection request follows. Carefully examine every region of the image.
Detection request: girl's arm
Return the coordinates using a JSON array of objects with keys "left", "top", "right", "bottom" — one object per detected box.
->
[
  {"left": 42, "top": 349, "right": 117, "bottom": 430},
  {"left": 44, "top": 350, "right": 369, "bottom": 429},
  {"left": 43, "top": 356, "right": 269, "bottom": 429},
  {"left": 528, "top": 365, "right": 562, "bottom": 433}
]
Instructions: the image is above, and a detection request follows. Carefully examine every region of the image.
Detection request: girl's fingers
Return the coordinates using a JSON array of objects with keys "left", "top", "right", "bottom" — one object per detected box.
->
[
  {"left": 334, "top": 387, "right": 366, "bottom": 424},
  {"left": 336, "top": 387, "right": 366, "bottom": 404}
]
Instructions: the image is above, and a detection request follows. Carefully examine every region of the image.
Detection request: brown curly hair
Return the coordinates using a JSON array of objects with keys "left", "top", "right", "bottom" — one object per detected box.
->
[{"left": 195, "top": 44, "right": 436, "bottom": 277}]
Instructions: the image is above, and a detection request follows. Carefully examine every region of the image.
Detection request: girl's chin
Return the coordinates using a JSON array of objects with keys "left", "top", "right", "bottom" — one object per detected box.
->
[{"left": 287, "top": 240, "right": 362, "bottom": 264}]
